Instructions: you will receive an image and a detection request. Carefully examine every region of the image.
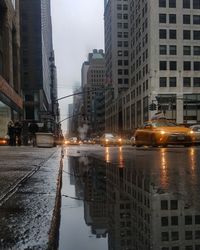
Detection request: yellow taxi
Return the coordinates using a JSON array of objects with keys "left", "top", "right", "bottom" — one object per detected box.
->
[{"left": 134, "top": 119, "right": 194, "bottom": 147}]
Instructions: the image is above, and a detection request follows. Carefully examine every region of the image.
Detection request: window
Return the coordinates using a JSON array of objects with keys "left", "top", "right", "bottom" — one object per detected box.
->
[
  {"left": 183, "top": 0, "right": 190, "bottom": 8},
  {"left": 183, "top": 15, "right": 191, "bottom": 24},
  {"left": 171, "top": 231, "right": 179, "bottom": 241},
  {"left": 160, "top": 61, "right": 167, "bottom": 70},
  {"left": 185, "top": 247, "right": 193, "bottom": 250},
  {"left": 159, "top": 13, "right": 167, "bottom": 23},
  {"left": 195, "top": 230, "right": 200, "bottom": 239},
  {"left": 183, "top": 77, "right": 191, "bottom": 87},
  {"left": 117, "top": 4, "right": 122, "bottom": 10},
  {"left": 118, "top": 60, "right": 123, "bottom": 65},
  {"left": 117, "top": 13, "right": 122, "bottom": 19},
  {"left": 161, "top": 200, "right": 168, "bottom": 209},
  {"left": 193, "top": 77, "right": 200, "bottom": 87},
  {"left": 194, "top": 62, "right": 200, "bottom": 70},
  {"left": 161, "top": 217, "right": 169, "bottom": 226},
  {"left": 193, "top": 0, "right": 200, "bottom": 9},
  {"left": 170, "top": 29, "right": 177, "bottom": 39},
  {"left": 169, "top": 14, "right": 176, "bottom": 23},
  {"left": 160, "top": 45, "right": 167, "bottom": 54},
  {"left": 170, "top": 45, "right": 177, "bottom": 55},
  {"left": 169, "top": 0, "right": 176, "bottom": 8},
  {"left": 183, "top": 30, "right": 191, "bottom": 39},
  {"left": 170, "top": 61, "right": 177, "bottom": 70},
  {"left": 160, "top": 29, "right": 167, "bottom": 39},
  {"left": 183, "top": 46, "right": 191, "bottom": 55},
  {"left": 161, "top": 232, "right": 169, "bottom": 241},
  {"left": 194, "top": 31, "right": 200, "bottom": 40},
  {"left": 195, "top": 215, "right": 200, "bottom": 224},
  {"left": 193, "top": 15, "right": 200, "bottom": 24},
  {"left": 171, "top": 216, "right": 179, "bottom": 225},
  {"left": 184, "top": 61, "right": 191, "bottom": 70},
  {"left": 160, "top": 77, "right": 167, "bottom": 87},
  {"left": 194, "top": 46, "right": 200, "bottom": 55},
  {"left": 159, "top": 0, "right": 166, "bottom": 7},
  {"left": 185, "top": 231, "right": 193, "bottom": 240},
  {"left": 171, "top": 200, "right": 178, "bottom": 209},
  {"left": 185, "top": 215, "right": 192, "bottom": 225},
  {"left": 169, "top": 77, "right": 177, "bottom": 87}
]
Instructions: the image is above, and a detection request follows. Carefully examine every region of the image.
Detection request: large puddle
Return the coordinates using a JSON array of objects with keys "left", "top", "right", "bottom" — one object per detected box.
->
[{"left": 59, "top": 152, "right": 200, "bottom": 250}]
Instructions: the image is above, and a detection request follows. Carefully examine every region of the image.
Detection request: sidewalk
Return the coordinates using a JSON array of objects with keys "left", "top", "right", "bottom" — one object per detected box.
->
[{"left": 0, "top": 146, "right": 62, "bottom": 250}]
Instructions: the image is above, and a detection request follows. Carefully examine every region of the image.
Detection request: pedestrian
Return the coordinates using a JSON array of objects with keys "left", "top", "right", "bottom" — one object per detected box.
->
[
  {"left": 7, "top": 120, "right": 15, "bottom": 146},
  {"left": 28, "top": 122, "right": 39, "bottom": 146},
  {"left": 14, "top": 121, "right": 22, "bottom": 146}
]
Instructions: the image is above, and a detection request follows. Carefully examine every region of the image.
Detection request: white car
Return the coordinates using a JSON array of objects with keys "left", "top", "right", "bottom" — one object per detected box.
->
[{"left": 100, "top": 133, "right": 122, "bottom": 146}]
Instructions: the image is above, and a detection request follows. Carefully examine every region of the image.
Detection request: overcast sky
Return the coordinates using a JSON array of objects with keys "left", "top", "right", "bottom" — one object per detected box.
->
[{"left": 51, "top": 0, "right": 104, "bottom": 132}]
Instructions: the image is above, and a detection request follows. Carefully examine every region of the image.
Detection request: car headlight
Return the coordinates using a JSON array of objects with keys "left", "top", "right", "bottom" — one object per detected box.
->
[
  {"left": 118, "top": 138, "right": 122, "bottom": 142},
  {"left": 160, "top": 130, "right": 166, "bottom": 135},
  {"left": 189, "top": 130, "right": 194, "bottom": 134},
  {"left": 106, "top": 139, "right": 109, "bottom": 142}
]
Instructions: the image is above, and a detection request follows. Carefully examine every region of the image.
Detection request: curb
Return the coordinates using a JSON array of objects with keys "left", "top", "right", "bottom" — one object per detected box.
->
[{"left": 47, "top": 155, "right": 63, "bottom": 250}]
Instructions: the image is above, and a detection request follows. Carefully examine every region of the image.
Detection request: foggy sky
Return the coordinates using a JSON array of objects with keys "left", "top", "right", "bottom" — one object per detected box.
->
[{"left": 51, "top": 0, "right": 104, "bottom": 132}]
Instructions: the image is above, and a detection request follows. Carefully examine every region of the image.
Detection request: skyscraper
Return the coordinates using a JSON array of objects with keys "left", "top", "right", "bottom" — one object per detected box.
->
[
  {"left": 104, "top": 0, "right": 130, "bottom": 133},
  {"left": 20, "top": 0, "right": 57, "bottom": 131}
]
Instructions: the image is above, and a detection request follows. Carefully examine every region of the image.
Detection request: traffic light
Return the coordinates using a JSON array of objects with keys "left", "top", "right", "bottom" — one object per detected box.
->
[{"left": 149, "top": 103, "right": 157, "bottom": 111}]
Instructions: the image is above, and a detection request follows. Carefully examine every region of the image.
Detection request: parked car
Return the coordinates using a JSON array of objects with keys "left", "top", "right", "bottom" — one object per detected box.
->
[
  {"left": 190, "top": 124, "right": 200, "bottom": 145},
  {"left": 134, "top": 120, "right": 194, "bottom": 147},
  {"left": 100, "top": 133, "right": 122, "bottom": 146},
  {"left": 64, "top": 137, "right": 81, "bottom": 145}
]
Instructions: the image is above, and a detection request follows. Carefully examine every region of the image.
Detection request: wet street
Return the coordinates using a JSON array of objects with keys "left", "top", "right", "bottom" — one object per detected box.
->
[{"left": 59, "top": 144, "right": 200, "bottom": 250}]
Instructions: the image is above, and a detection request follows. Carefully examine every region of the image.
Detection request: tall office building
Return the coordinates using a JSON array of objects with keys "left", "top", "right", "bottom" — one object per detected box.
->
[
  {"left": 20, "top": 0, "right": 57, "bottom": 131},
  {"left": 82, "top": 49, "right": 105, "bottom": 137},
  {"left": 104, "top": 0, "right": 130, "bottom": 132},
  {"left": 104, "top": 0, "right": 200, "bottom": 133},
  {"left": 0, "top": 0, "right": 23, "bottom": 139},
  {"left": 123, "top": 0, "right": 200, "bottom": 131}
]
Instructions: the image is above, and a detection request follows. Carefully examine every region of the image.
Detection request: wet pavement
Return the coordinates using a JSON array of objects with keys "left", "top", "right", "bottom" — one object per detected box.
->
[
  {"left": 1, "top": 144, "right": 200, "bottom": 250},
  {"left": 0, "top": 146, "right": 61, "bottom": 249}
]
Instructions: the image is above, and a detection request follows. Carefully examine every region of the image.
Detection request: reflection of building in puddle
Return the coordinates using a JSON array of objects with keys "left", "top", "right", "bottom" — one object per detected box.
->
[
  {"left": 105, "top": 159, "right": 200, "bottom": 250},
  {"left": 70, "top": 156, "right": 200, "bottom": 250},
  {"left": 82, "top": 158, "right": 108, "bottom": 238}
]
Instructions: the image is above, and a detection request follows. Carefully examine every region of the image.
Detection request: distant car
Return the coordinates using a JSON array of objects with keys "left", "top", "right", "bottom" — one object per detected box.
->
[
  {"left": 130, "top": 136, "right": 135, "bottom": 146},
  {"left": 64, "top": 137, "right": 81, "bottom": 145},
  {"left": 134, "top": 120, "right": 194, "bottom": 147},
  {"left": 190, "top": 125, "right": 200, "bottom": 145},
  {"left": 100, "top": 133, "right": 122, "bottom": 146}
]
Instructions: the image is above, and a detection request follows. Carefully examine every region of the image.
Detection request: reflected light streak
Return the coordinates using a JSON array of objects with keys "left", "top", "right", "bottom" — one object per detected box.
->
[
  {"left": 105, "top": 147, "right": 110, "bottom": 163},
  {"left": 118, "top": 146, "right": 124, "bottom": 168},
  {"left": 160, "top": 148, "right": 168, "bottom": 189},
  {"left": 189, "top": 147, "right": 196, "bottom": 172}
]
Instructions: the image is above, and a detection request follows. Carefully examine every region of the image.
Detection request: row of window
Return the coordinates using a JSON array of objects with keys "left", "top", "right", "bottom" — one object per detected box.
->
[
  {"left": 160, "top": 61, "right": 200, "bottom": 70},
  {"left": 159, "top": 0, "right": 200, "bottom": 9},
  {"left": 160, "top": 45, "right": 200, "bottom": 55},
  {"left": 162, "top": 246, "right": 200, "bottom": 250},
  {"left": 159, "top": 14, "right": 200, "bottom": 25},
  {"left": 161, "top": 216, "right": 200, "bottom": 227},
  {"left": 160, "top": 77, "right": 200, "bottom": 87},
  {"left": 160, "top": 29, "right": 200, "bottom": 40},
  {"left": 162, "top": 230, "right": 200, "bottom": 241}
]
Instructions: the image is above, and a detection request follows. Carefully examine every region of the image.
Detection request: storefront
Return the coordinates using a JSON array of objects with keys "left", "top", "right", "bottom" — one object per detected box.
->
[{"left": 0, "top": 76, "right": 23, "bottom": 139}]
